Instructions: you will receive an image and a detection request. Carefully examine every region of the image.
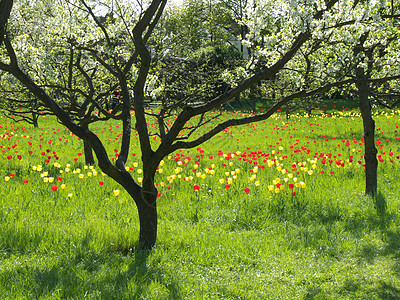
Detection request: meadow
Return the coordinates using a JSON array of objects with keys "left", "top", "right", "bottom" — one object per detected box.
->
[{"left": 0, "top": 106, "right": 400, "bottom": 299}]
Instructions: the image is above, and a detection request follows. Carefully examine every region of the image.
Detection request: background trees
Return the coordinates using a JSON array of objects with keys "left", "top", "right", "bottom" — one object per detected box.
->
[{"left": 1, "top": 0, "right": 399, "bottom": 249}]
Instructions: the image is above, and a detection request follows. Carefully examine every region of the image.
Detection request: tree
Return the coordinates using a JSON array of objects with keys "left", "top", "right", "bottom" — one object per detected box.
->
[
  {"left": 1, "top": 0, "right": 396, "bottom": 249},
  {"left": 242, "top": 0, "right": 400, "bottom": 196}
]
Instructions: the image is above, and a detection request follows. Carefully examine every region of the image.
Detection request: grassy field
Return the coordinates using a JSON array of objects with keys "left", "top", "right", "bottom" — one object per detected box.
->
[{"left": 0, "top": 107, "right": 400, "bottom": 299}]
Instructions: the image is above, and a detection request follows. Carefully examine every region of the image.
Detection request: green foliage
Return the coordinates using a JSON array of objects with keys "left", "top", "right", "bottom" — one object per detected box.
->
[{"left": 188, "top": 43, "right": 242, "bottom": 65}]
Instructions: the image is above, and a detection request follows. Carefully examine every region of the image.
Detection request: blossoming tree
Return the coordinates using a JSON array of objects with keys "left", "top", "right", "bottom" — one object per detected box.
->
[{"left": 241, "top": 0, "right": 400, "bottom": 196}]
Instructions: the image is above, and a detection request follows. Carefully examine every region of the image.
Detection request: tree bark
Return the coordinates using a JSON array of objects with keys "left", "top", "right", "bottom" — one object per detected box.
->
[
  {"left": 357, "top": 79, "right": 378, "bottom": 196},
  {"left": 120, "top": 174, "right": 158, "bottom": 250},
  {"left": 83, "top": 139, "right": 95, "bottom": 165},
  {"left": 355, "top": 34, "right": 378, "bottom": 196},
  {"left": 32, "top": 112, "right": 38, "bottom": 128},
  {"left": 137, "top": 193, "right": 157, "bottom": 250}
]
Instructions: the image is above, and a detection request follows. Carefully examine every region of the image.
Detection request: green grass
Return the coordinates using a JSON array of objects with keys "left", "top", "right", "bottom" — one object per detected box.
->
[{"left": 0, "top": 107, "right": 400, "bottom": 299}]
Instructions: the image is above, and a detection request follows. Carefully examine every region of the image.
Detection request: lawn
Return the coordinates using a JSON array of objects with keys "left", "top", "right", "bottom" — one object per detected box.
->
[{"left": 0, "top": 107, "right": 399, "bottom": 299}]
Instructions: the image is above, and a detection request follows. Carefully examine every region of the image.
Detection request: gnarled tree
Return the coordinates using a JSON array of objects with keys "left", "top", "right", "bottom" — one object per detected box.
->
[{"left": 1, "top": 0, "right": 395, "bottom": 249}]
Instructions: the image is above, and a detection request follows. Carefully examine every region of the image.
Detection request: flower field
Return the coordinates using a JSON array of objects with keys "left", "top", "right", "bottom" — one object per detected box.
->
[{"left": 1, "top": 107, "right": 400, "bottom": 299}]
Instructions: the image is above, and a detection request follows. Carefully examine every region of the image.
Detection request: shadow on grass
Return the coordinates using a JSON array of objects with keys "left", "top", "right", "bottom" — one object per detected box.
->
[
  {"left": 265, "top": 190, "right": 400, "bottom": 266},
  {"left": 0, "top": 248, "right": 181, "bottom": 299},
  {"left": 374, "top": 281, "right": 400, "bottom": 300}
]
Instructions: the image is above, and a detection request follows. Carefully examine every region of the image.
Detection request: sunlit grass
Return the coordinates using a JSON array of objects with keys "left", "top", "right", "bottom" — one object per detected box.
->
[{"left": 0, "top": 108, "right": 400, "bottom": 298}]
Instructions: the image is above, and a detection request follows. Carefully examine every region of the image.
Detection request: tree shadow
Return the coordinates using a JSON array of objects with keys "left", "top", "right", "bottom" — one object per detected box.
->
[
  {"left": 1, "top": 247, "right": 181, "bottom": 299},
  {"left": 371, "top": 281, "right": 400, "bottom": 300},
  {"left": 374, "top": 191, "right": 387, "bottom": 223}
]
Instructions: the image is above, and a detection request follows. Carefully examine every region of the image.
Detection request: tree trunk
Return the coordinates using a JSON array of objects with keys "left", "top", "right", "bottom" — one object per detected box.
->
[
  {"left": 137, "top": 193, "right": 157, "bottom": 250},
  {"left": 355, "top": 33, "right": 378, "bottom": 197},
  {"left": 286, "top": 104, "right": 290, "bottom": 120},
  {"left": 81, "top": 122, "right": 95, "bottom": 165},
  {"left": 358, "top": 80, "right": 378, "bottom": 196},
  {"left": 119, "top": 172, "right": 158, "bottom": 250},
  {"left": 84, "top": 139, "right": 95, "bottom": 165},
  {"left": 306, "top": 97, "right": 312, "bottom": 116},
  {"left": 32, "top": 112, "right": 39, "bottom": 128}
]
